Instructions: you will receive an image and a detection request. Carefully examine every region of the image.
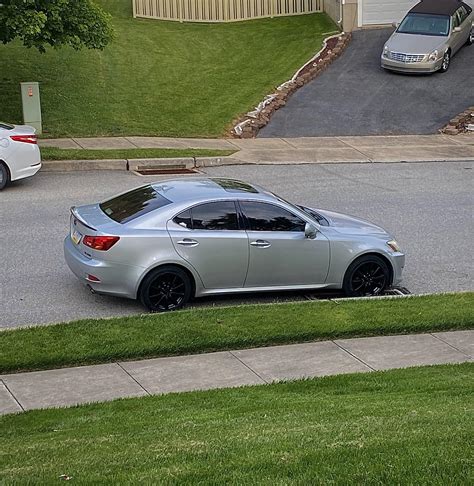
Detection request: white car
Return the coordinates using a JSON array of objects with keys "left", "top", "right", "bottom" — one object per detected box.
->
[{"left": 0, "top": 122, "right": 42, "bottom": 190}]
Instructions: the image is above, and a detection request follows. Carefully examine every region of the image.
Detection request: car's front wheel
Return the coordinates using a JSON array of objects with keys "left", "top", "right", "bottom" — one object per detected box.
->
[
  {"left": 467, "top": 28, "right": 474, "bottom": 46},
  {"left": 439, "top": 50, "right": 451, "bottom": 73},
  {"left": 343, "top": 255, "right": 390, "bottom": 297},
  {"left": 0, "top": 163, "right": 10, "bottom": 190},
  {"left": 139, "top": 266, "right": 192, "bottom": 312}
]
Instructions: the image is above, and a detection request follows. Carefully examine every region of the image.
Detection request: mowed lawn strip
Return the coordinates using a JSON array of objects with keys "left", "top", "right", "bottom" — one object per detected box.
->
[
  {"left": 1, "top": 364, "right": 473, "bottom": 483},
  {"left": 0, "top": 0, "right": 337, "bottom": 138},
  {"left": 40, "top": 147, "right": 236, "bottom": 161},
  {"left": 1, "top": 293, "right": 473, "bottom": 374}
]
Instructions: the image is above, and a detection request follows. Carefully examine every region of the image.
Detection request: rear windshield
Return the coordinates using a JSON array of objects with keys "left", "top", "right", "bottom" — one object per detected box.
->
[
  {"left": 0, "top": 122, "right": 14, "bottom": 130},
  {"left": 100, "top": 185, "right": 172, "bottom": 223},
  {"left": 398, "top": 13, "right": 450, "bottom": 36}
]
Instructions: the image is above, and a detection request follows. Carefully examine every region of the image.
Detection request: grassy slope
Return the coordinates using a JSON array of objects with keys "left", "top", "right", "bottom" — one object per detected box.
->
[
  {"left": 1, "top": 293, "right": 472, "bottom": 374},
  {"left": 40, "top": 147, "right": 235, "bottom": 160},
  {"left": 0, "top": 0, "right": 336, "bottom": 138},
  {"left": 1, "top": 364, "right": 473, "bottom": 483}
]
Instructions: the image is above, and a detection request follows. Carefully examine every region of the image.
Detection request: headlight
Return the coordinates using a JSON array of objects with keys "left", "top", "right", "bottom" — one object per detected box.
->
[
  {"left": 428, "top": 49, "right": 439, "bottom": 62},
  {"left": 387, "top": 240, "right": 401, "bottom": 252},
  {"left": 383, "top": 45, "right": 391, "bottom": 58}
]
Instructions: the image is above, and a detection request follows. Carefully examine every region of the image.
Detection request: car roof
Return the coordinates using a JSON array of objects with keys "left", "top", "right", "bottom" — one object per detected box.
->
[
  {"left": 150, "top": 177, "right": 275, "bottom": 204},
  {"left": 409, "top": 0, "right": 467, "bottom": 16}
]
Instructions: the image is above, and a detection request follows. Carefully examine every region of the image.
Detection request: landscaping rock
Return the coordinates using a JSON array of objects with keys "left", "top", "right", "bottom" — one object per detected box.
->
[{"left": 231, "top": 32, "right": 352, "bottom": 138}]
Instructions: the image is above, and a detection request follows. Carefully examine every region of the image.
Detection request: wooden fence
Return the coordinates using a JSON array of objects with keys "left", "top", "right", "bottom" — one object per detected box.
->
[{"left": 133, "top": 0, "right": 324, "bottom": 22}]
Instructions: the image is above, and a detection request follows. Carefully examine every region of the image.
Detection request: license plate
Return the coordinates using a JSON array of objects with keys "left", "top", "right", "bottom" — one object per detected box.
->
[{"left": 71, "top": 228, "right": 82, "bottom": 245}]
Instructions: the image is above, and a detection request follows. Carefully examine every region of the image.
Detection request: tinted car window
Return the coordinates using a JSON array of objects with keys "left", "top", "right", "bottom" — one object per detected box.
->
[
  {"left": 191, "top": 202, "right": 239, "bottom": 231},
  {"left": 174, "top": 209, "right": 192, "bottom": 229},
  {"left": 241, "top": 202, "right": 305, "bottom": 232},
  {"left": 100, "top": 186, "right": 171, "bottom": 224}
]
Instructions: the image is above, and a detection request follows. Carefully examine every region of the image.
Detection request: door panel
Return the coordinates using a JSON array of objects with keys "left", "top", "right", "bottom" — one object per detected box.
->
[
  {"left": 240, "top": 201, "right": 330, "bottom": 287},
  {"left": 245, "top": 230, "right": 330, "bottom": 287},
  {"left": 167, "top": 201, "right": 249, "bottom": 289}
]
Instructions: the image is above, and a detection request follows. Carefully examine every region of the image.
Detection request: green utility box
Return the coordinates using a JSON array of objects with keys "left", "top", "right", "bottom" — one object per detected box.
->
[{"left": 20, "top": 82, "right": 42, "bottom": 134}]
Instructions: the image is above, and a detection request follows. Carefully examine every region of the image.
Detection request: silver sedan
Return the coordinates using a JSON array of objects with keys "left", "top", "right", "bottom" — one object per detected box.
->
[{"left": 64, "top": 178, "right": 405, "bottom": 311}]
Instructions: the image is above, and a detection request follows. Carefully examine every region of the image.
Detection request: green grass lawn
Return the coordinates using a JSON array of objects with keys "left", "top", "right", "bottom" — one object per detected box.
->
[
  {"left": 0, "top": 0, "right": 337, "bottom": 138},
  {"left": 1, "top": 293, "right": 472, "bottom": 374},
  {"left": 1, "top": 364, "right": 472, "bottom": 483},
  {"left": 40, "top": 147, "right": 235, "bottom": 160}
]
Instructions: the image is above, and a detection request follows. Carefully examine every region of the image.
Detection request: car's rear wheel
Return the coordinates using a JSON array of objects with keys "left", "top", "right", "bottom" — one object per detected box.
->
[
  {"left": 467, "top": 28, "right": 474, "bottom": 46},
  {"left": 139, "top": 266, "right": 192, "bottom": 312},
  {"left": 0, "top": 163, "right": 10, "bottom": 190},
  {"left": 439, "top": 50, "right": 451, "bottom": 73},
  {"left": 343, "top": 255, "right": 390, "bottom": 297}
]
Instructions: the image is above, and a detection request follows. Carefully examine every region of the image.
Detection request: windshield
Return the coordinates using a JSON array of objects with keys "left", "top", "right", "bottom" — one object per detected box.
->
[{"left": 398, "top": 13, "right": 450, "bottom": 36}]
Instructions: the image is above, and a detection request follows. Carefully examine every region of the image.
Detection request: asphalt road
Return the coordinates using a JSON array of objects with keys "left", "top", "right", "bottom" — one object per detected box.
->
[
  {"left": 1, "top": 161, "right": 472, "bottom": 328},
  {"left": 260, "top": 29, "right": 474, "bottom": 137}
]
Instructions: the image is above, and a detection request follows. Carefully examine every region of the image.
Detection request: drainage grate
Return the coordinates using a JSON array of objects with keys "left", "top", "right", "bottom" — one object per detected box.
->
[
  {"left": 384, "top": 286, "right": 412, "bottom": 296},
  {"left": 135, "top": 167, "right": 199, "bottom": 175},
  {"left": 304, "top": 286, "right": 412, "bottom": 301}
]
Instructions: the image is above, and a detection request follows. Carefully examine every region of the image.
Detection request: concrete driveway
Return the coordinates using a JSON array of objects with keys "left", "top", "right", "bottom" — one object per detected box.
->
[{"left": 260, "top": 29, "right": 474, "bottom": 137}]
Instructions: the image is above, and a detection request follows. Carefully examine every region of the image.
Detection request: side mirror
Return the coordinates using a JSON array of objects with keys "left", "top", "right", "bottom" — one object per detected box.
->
[
  {"left": 392, "top": 21, "right": 399, "bottom": 28},
  {"left": 304, "top": 223, "right": 318, "bottom": 239},
  {"left": 453, "top": 26, "right": 462, "bottom": 33}
]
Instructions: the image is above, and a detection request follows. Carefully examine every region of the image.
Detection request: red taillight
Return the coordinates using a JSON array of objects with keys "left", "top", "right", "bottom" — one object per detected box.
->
[
  {"left": 83, "top": 235, "right": 120, "bottom": 251},
  {"left": 10, "top": 134, "right": 37, "bottom": 144}
]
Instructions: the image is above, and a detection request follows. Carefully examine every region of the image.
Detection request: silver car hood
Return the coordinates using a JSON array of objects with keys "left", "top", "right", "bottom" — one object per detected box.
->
[
  {"left": 316, "top": 209, "right": 389, "bottom": 236},
  {"left": 386, "top": 32, "right": 446, "bottom": 54}
]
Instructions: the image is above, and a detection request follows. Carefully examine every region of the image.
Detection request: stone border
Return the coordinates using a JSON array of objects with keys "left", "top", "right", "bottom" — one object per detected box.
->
[
  {"left": 441, "top": 106, "right": 474, "bottom": 135},
  {"left": 232, "top": 32, "right": 352, "bottom": 139}
]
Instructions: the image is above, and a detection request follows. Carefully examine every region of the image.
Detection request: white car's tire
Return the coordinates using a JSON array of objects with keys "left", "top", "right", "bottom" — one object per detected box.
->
[{"left": 0, "top": 163, "right": 10, "bottom": 190}]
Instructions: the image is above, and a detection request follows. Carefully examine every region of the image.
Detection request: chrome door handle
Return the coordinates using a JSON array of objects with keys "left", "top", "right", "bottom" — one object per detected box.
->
[
  {"left": 250, "top": 240, "right": 271, "bottom": 249},
  {"left": 177, "top": 238, "right": 199, "bottom": 247}
]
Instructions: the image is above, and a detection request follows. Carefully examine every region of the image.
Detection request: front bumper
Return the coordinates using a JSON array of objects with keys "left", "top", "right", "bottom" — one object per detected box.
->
[
  {"left": 381, "top": 56, "right": 442, "bottom": 73},
  {"left": 64, "top": 236, "right": 142, "bottom": 299},
  {"left": 389, "top": 252, "right": 405, "bottom": 286}
]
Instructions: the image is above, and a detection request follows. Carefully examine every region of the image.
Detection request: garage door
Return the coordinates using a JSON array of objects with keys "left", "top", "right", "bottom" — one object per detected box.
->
[{"left": 361, "top": 0, "right": 418, "bottom": 26}]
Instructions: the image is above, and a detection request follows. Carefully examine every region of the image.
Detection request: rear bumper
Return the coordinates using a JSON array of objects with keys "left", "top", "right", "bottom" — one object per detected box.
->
[
  {"left": 9, "top": 145, "right": 42, "bottom": 181},
  {"left": 64, "top": 236, "right": 142, "bottom": 299},
  {"left": 12, "top": 162, "right": 42, "bottom": 181},
  {"left": 381, "top": 56, "right": 442, "bottom": 73}
]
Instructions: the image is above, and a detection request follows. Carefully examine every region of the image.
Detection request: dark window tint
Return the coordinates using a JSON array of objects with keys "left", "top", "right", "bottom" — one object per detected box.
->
[
  {"left": 0, "top": 122, "right": 14, "bottom": 130},
  {"left": 241, "top": 202, "right": 305, "bottom": 232},
  {"left": 192, "top": 202, "right": 239, "bottom": 231},
  {"left": 100, "top": 186, "right": 171, "bottom": 224},
  {"left": 174, "top": 209, "right": 192, "bottom": 229}
]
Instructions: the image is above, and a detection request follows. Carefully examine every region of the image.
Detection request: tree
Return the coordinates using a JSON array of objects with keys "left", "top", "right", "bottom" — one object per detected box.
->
[{"left": 0, "top": 0, "right": 114, "bottom": 52}]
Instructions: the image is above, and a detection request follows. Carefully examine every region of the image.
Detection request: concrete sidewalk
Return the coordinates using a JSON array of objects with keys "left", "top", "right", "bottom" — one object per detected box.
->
[
  {"left": 1, "top": 330, "right": 472, "bottom": 415},
  {"left": 39, "top": 134, "right": 474, "bottom": 170}
]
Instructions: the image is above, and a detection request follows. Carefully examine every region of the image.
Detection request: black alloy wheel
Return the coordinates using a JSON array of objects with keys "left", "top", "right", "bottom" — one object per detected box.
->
[
  {"left": 439, "top": 51, "right": 451, "bottom": 73},
  {"left": 343, "top": 256, "right": 390, "bottom": 297},
  {"left": 140, "top": 267, "right": 192, "bottom": 312},
  {"left": 0, "top": 163, "right": 9, "bottom": 190}
]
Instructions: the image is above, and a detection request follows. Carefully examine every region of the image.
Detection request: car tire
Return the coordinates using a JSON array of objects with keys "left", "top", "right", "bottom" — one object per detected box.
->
[
  {"left": 0, "top": 163, "right": 10, "bottom": 191},
  {"left": 342, "top": 255, "right": 390, "bottom": 298},
  {"left": 439, "top": 50, "right": 451, "bottom": 73},
  {"left": 139, "top": 266, "right": 192, "bottom": 312},
  {"left": 467, "top": 29, "right": 473, "bottom": 46}
]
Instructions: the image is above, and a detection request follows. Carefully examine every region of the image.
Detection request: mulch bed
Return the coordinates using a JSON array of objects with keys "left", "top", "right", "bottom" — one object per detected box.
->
[{"left": 231, "top": 33, "right": 351, "bottom": 138}]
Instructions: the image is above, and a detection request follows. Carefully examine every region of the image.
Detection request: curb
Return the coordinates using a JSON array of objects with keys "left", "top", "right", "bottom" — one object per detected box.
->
[
  {"left": 40, "top": 156, "right": 249, "bottom": 172},
  {"left": 40, "top": 154, "right": 474, "bottom": 173}
]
